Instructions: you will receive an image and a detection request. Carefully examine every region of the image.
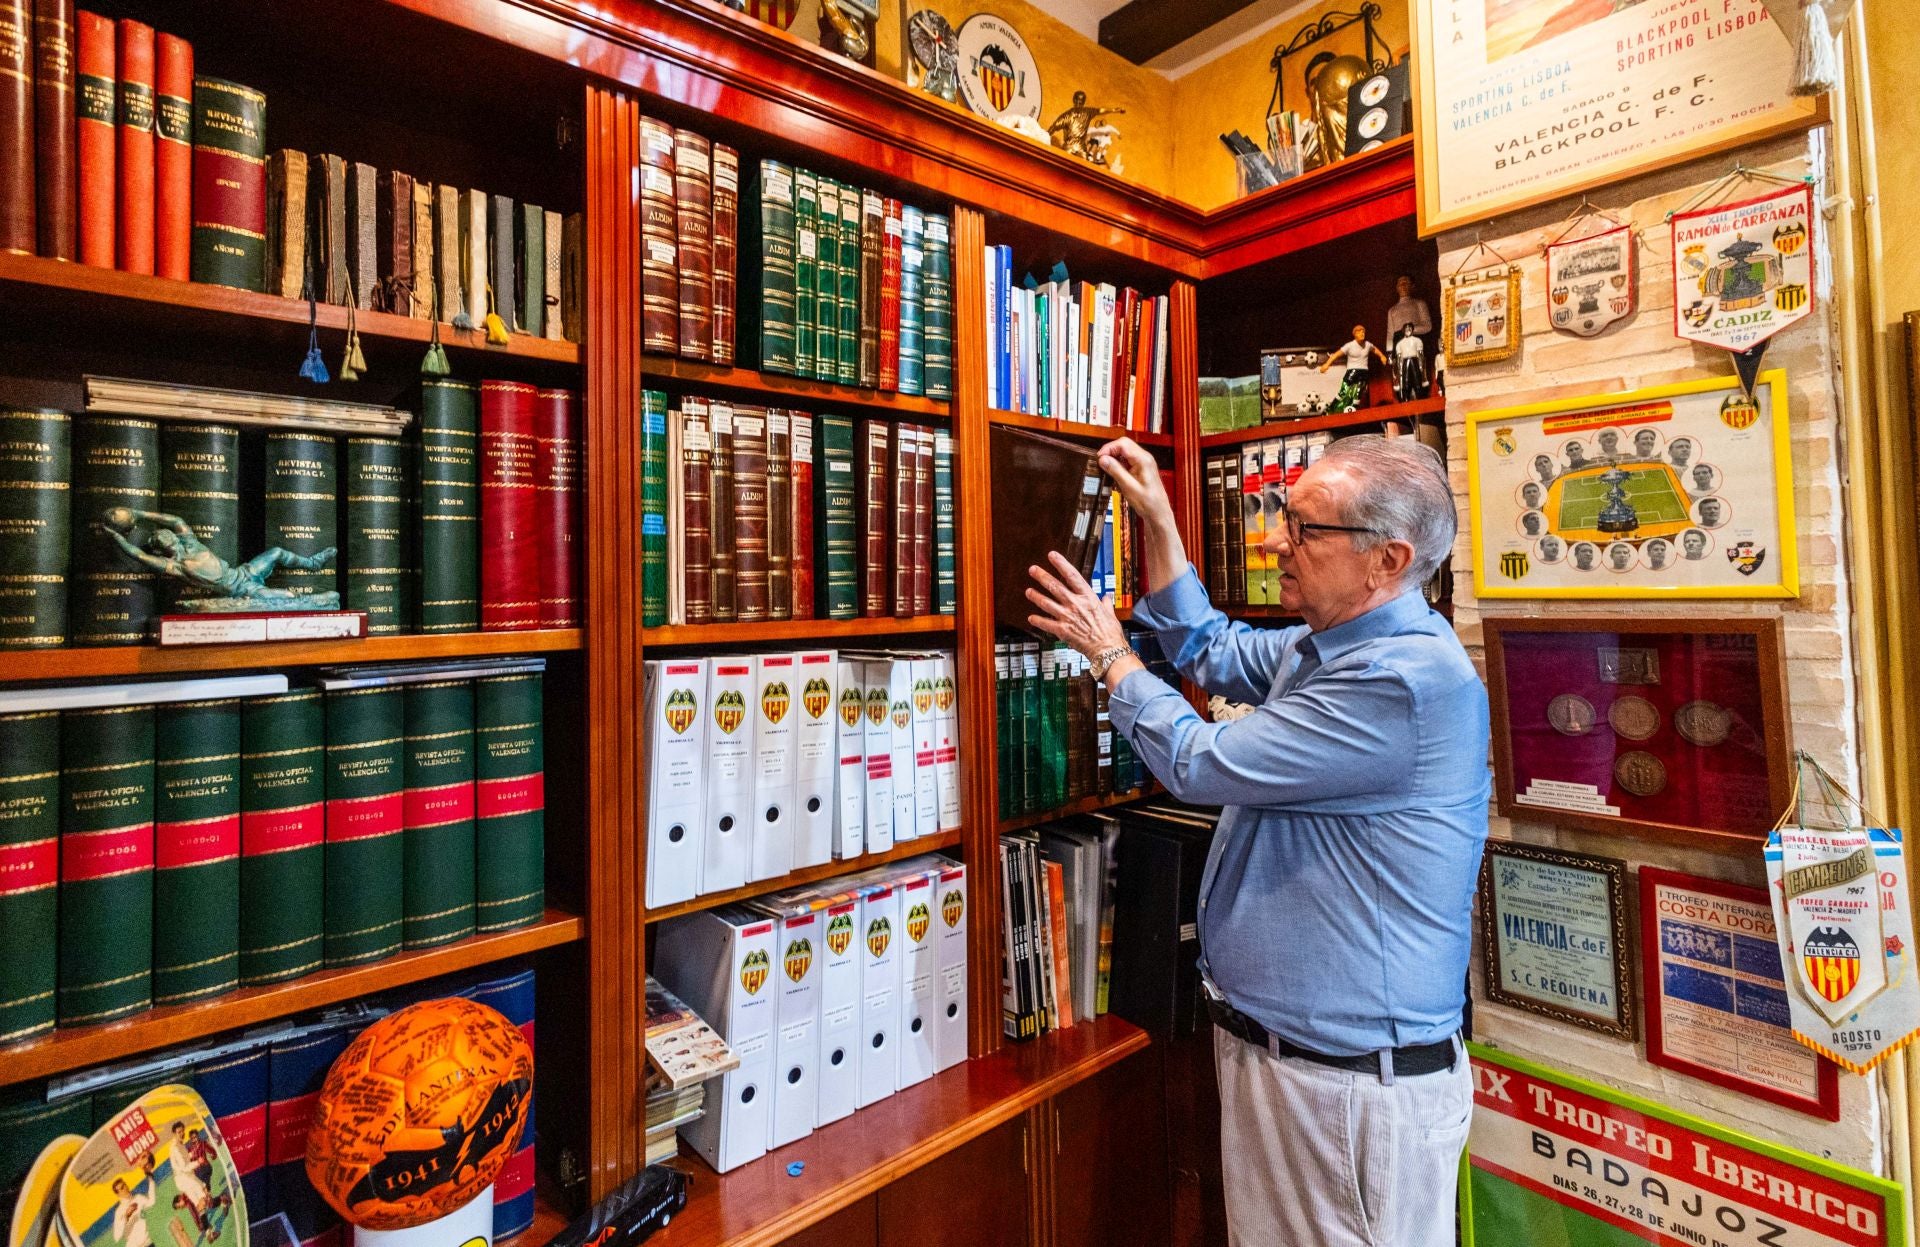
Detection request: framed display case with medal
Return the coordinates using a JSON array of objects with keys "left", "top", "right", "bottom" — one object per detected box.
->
[{"left": 1482, "top": 615, "right": 1793, "bottom": 850}]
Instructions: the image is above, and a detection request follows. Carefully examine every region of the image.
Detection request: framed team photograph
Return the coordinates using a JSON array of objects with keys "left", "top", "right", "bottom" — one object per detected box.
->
[
  {"left": 1445, "top": 266, "right": 1521, "bottom": 369},
  {"left": 1638, "top": 868, "right": 1840, "bottom": 1120},
  {"left": 1467, "top": 371, "right": 1798, "bottom": 600},
  {"left": 1479, "top": 841, "right": 1635, "bottom": 1039},
  {"left": 1482, "top": 615, "right": 1793, "bottom": 851}
]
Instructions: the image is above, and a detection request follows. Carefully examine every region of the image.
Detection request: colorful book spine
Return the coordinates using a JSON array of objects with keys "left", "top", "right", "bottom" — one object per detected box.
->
[
  {"left": 113, "top": 18, "right": 153, "bottom": 273},
  {"left": 418, "top": 378, "right": 480, "bottom": 633},
  {"left": 911, "top": 425, "right": 933, "bottom": 614},
  {"left": 857, "top": 419, "right": 888, "bottom": 617},
  {"left": 159, "top": 422, "right": 239, "bottom": 610},
  {"left": 544, "top": 209, "right": 562, "bottom": 339},
  {"left": 749, "top": 159, "right": 796, "bottom": 374},
  {"left": 267, "top": 1026, "right": 347, "bottom": 1247},
  {"left": 262, "top": 431, "right": 337, "bottom": 602},
  {"left": 69, "top": 415, "right": 158, "bottom": 646},
  {"left": 311, "top": 152, "right": 346, "bottom": 305},
  {"left": 790, "top": 412, "right": 815, "bottom": 621},
  {"left": 638, "top": 116, "right": 677, "bottom": 353},
  {"left": 240, "top": 690, "right": 324, "bottom": 984},
  {"left": 535, "top": 387, "right": 581, "bottom": 628},
  {"left": 402, "top": 679, "right": 475, "bottom": 948},
  {"left": 922, "top": 213, "right": 953, "bottom": 399},
  {"left": 323, "top": 686, "right": 404, "bottom": 966},
  {"left": 411, "top": 179, "right": 435, "bottom": 320},
  {"left": 475, "top": 672, "right": 543, "bottom": 933},
  {"left": 710, "top": 143, "right": 739, "bottom": 365},
  {"left": 0, "top": 408, "right": 69, "bottom": 648},
  {"left": 836, "top": 182, "right": 860, "bottom": 386},
  {"left": 75, "top": 9, "right": 113, "bottom": 269},
  {"left": 33, "top": 0, "right": 76, "bottom": 261},
  {"left": 152, "top": 32, "right": 190, "bottom": 280},
  {"left": 195, "top": 1045, "right": 269, "bottom": 1214},
  {"left": 731, "top": 407, "right": 770, "bottom": 623},
  {"left": 765, "top": 409, "right": 792, "bottom": 621},
  {"left": 793, "top": 170, "right": 818, "bottom": 380},
  {"left": 641, "top": 390, "right": 668, "bottom": 628},
  {"left": 264, "top": 149, "right": 307, "bottom": 300},
  {"left": 344, "top": 437, "right": 412, "bottom": 635},
  {"left": 709, "top": 404, "right": 735, "bottom": 622},
  {"left": 813, "top": 178, "right": 840, "bottom": 382},
  {"left": 189, "top": 76, "right": 265, "bottom": 291},
  {"left": 880, "top": 198, "right": 902, "bottom": 392},
  {"left": 899, "top": 205, "right": 925, "bottom": 397},
  {"left": 0, "top": 710, "right": 58, "bottom": 1042},
  {"left": 58, "top": 703, "right": 154, "bottom": 1025},
  {"left": 487, "top": 192, "right": 515, "bottom": 332},
  {"left": 816, "top": 414, "right": 857, "bottom": 620},
  {"left": 152, "top": 698, "right": 241, "bottom": 1004},
  {"left": 345, "top": 161, "right": 378, "bottom": 312},
  {"left": 517, "top": 200, "right": 544, "bottom": 337},
  {"left": 890, "top": 423, "right": 912, "bottom": 617},
  {"left": 933, "top": 430, "right": 956, "bottom": 615},
  {"left": 479, "top": 380, "right": 539, "bottom": 630},
  {"left": 674, "top": 127, "right": 714, "bottom": 360},
  {"left": 0, "top": 0, "right": 27, "bottom": 254},
  {"left": 477, "top": 967, "right": 538, "bottom": 1239},
  {"left": 858, "top": 190, "right": 883, "bottom": 388},
  {"left": 680, "top": 399, "right": 713, "bottom": 625}
]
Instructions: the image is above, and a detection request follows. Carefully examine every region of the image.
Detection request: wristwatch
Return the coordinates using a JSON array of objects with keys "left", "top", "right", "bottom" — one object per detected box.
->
[{"left": 1088, "top": 645, "right": 1134, "bottom": 680}]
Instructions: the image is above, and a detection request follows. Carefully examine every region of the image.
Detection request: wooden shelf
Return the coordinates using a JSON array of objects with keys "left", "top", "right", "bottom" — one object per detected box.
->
[
  {"left": 0, "top": 628, "right": 584, "bottom": 681},
  {"left": 651, "top": 1014, "right": 1150, "bottom": 1247},
  {"left": 1197, "top": 395, "right": 1446, "bottom": 448},
  {"left": 646, "top": 832, "right": 962, "bottom": 925},
  {"left": 987, "top": 408, "right": 1173, "bottom": 449},
  {"left": 0, "top": 251, "right": 581, "bottom": 366},
  {"left": 642, "top": 616, "right": 953, "bottom": 648},
  {"left": 499, "top": 1187, "right": 571, "bottom": 1247},
  {"left": 996, "top": 785, "right": 1159, "bottom": 835},
  {"left": 0, "top": 909, "right": 583, "bottom": 1085},
  {"left": 644, "top": 354, "right": 951, "bottom": 417}
]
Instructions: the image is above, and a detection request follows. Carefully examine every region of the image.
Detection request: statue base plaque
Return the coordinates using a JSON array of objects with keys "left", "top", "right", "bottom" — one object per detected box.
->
[{"left": 157, "top": 610, "right": 367, "bottom": 646}]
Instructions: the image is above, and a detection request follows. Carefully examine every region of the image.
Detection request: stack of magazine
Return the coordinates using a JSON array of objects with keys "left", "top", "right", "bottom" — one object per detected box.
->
[{"left": 644, "top": 977, "right": 739, "bottom": 1165}]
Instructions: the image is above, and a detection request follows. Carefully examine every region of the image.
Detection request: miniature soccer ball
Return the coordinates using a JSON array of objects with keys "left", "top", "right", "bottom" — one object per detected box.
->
[{"left": 305, "top": 997, "right": 534, "bottom": 1230}]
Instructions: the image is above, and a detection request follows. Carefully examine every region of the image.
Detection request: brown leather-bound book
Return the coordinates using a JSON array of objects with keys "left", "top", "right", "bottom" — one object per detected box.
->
[
  {"left": 765, "top": 409, "right": 791, "bottom": 620},
  {"left": 310, "top": 152, "right": 347, "bottom": 304},
  {"left": 673, "top": 127, "right": 713, "bottom": 361},
  {"left": 75, "top": 9, "right": 113, "bottom": 268},
  {"left": 890, "top": 421, "right": 912, "bottom": 618},
  {"left": 710, "top": 142, "right": 738, "bottom": 364},
  {"left": 33, "top": 0, "right": 75, "bottom": 259},
  {"left": 410, "top": 179, "right": 433, "bottom": 321},
  {"left": 857, "top": 418, "right": 889, "bottom": 617},
  {"left": 534, "top": 388, "right": 580, "bottom": 627},
  {"left": 435, "top": 184, "right": 461, "bottom": 325},
  {"left": 638, "top": 115, "right": 677, "bottom": 354},
  {"left": 708, "top": 400, "right": 736, "bottom": 622},
  {"left": 858, "top": 189, "right": 883, "bottom": 388},
  {"left": 376, "top": 169, "right": 412, "bottom": 315},
  {"left": 879, "top": 198, "right": 902, "bottom": 392},
  {"left": 730, "top": 405, "right": 769, "bottom": 623},
  {"left": 0, "top": 0, "right": 33, "bottom": 253},
  {"left": 1066, "top": 662, "right": 1094, "bottom": 800},
  {"left": 114, "top": 18, "right": 153, "bottom": 274},
  {"left": 263, "top": 149, "right": 306, "bottom": 299},
  {"left": 152, "top": 31, "right": 189, "bottom": 280},
  {"left": 345, "top": 160, "right": 376, "bottom": 310},
  {"left": 680, "top": 396, "right": 713, "bottom": 625},
  {"left": 911, "top": 423, "right": 933, "bottom": 615},
  {"left": 790, "top": 412, "right": 813, "bottom": 621},
  {"left": 561, "top": 211, "right": 584, "bottom": 343},
  {"left": 1204, "top": 454, "right": 1227, "bottom": 601},
  {"left": 989, "top": 425, "right": 1113, "bottom": 636}
]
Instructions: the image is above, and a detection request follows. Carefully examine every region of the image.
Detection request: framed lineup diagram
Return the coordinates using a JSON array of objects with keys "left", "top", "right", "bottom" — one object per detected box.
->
[{"left": 1467, "top": 372, "right": 1798, "bottom": 599}]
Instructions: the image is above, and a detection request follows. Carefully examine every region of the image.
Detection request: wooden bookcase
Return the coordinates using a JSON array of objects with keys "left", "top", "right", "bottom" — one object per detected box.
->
[{"left": 0, "top": 2, "right": 1440, "bottom": 1243}]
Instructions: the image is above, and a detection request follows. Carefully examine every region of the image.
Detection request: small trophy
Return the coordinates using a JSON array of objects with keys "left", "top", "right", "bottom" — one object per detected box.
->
[{"left": 1595, "top": 468, "right": 1640, "bottom": 535}]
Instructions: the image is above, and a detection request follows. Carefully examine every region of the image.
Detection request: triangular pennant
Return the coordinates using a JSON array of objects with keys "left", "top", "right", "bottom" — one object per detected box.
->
[{"left": 1733, "top": 340, "right": 1769, "bottom": 399}]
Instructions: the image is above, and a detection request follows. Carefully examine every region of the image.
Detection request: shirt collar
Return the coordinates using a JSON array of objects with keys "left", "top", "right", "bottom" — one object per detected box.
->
[{"left": 1300, "top": 589, "right": 1430, "bottom": 665}]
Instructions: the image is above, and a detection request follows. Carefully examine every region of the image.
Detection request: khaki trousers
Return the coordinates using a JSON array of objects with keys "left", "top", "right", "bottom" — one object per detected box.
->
[{"left": 1213, "top": 1028, "right": 1473, "bottom": 1247}]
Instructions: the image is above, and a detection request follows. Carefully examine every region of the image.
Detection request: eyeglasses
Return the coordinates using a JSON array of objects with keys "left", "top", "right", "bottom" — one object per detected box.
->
[{"left": 1274, "top": 504, "right": 1378, "bottom": 546}]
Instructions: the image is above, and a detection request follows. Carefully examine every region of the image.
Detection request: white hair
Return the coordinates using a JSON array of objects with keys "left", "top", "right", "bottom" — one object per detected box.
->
[{"left": 1318, "top": 435, "right": 1456, "bottom": 586}]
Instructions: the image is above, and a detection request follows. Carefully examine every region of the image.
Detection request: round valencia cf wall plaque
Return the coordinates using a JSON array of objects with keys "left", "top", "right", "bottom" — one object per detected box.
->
[{"left": 955, "top": 14, "right": 1042, "bottom": 123}]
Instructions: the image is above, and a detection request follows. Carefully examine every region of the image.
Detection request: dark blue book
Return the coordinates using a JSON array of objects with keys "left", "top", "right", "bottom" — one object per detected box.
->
[
  {"left": 268, "top": 1026, "right": 351, "bottom": 1247},
  {"left": 471, "top": 965, "right": 537, "bottom": 1239},
  {"left": 197, "top": 1043, "right": 272, "bottom": 1216}
]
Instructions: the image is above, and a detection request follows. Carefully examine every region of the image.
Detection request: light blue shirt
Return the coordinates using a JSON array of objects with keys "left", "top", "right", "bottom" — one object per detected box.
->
[{"left": 1108, "top": 568, "right": 1490, "bottom": 1057}]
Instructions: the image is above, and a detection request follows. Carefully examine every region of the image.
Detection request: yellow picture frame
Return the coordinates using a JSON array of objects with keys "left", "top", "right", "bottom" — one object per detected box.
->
[
  {"left": 1468, "top": 372, "right": 1798, "bottom": 600},
  {"left": 1445, "top": 267, "right": 1521, "bottom": 369}
]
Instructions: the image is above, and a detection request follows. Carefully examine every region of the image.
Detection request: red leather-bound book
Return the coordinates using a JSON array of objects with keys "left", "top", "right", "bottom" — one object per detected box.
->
[
  {"left": 890, "top": 421, "right": 912, "bottom": 618},
  {"left": 911, "top": 425, "right": 932, "bottom": 615},
  {"left": 0, "top": 0, "right": 33, "bottom": 253},
  {"left": 153, "top": 32, "right": 190, "bottom": 280},
  {"left": 479, "top": 380, "right": 540, "bottom": 631},
  {"left": 75, "top": 9, "right": 112, "bottom": 268},
  {"left": 879, "top": 198, "right": 902, "bottom": 392},
  {"left": 790, "top": 412, "right": 814, "bottom": 620},
  {"left": 857, "top": 418, "right": 889, "bottom": 618},
  {"left": 765, "top": 409, "right": 791, "bottom": 621},
  {"left": 534, "top": 388, "right": 581, "bottom": 627},
  {"left": 34, "top": 0, "right": 77, "bottom": 260},
  {"left": 114, "top": 18, "right": 154, "bottom": 274},
  {"left": 710, "top": 143, "right": 738, "bottom": 364}
]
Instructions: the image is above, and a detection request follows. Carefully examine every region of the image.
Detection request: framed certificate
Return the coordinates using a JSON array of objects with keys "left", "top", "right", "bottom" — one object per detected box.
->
[
  {"left": 1480, "top": 841, "right": 1634, "bottom": 1039},
  {"left": 1639, "top": 868, "right": 1840, "bottom": 1120}
]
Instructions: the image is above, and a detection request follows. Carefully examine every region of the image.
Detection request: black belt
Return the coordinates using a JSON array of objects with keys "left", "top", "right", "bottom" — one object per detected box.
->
[{"left": 1206, "top": 997, "right": 1457, "bottom": 1078}]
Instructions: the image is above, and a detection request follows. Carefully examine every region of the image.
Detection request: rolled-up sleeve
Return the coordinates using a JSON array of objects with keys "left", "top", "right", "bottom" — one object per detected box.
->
[
  {"left": 1130, "top": 566, "right": 1294, "bottom": 705},
  {"left": 1108, "top": 659, "right": 1418, "bottom": 809}
]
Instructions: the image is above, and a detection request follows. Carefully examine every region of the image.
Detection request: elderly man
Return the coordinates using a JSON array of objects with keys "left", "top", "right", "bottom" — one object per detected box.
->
[{"left": 1026, "top": 435, "right": 1488, "bottom": 1247}]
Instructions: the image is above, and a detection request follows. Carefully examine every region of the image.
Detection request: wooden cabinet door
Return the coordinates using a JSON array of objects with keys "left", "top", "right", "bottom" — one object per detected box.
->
[
  {"left": 1050, "top": 1047, "right": 1171, "bottom": 1247},
  {"left": 877, "top": 1116, "right": 1031, "bottom": 1247},
  {"left": 785, "top": 1197, "right": 878, "bottom": 1247}
]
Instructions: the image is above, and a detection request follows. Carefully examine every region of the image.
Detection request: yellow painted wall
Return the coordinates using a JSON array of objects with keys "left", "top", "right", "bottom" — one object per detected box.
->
[{"left": 1866, "top": 2, "right": 1920, "bottom": 321}]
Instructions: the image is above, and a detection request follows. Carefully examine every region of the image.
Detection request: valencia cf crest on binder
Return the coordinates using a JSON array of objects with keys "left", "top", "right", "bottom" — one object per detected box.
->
[
  {"left": 714, "top": 689, "right": 747, "bottom": 735},
  {"left": 761, "top": 680, "right": 790, "bottom": 726},
  {"left": 784, "top": 938, "right": 813, "bottom": 984},
  {"left": 865, "top": 686, "right": 889, "bottom": 725},
  {"left": 942, "top": 889, "right": 964, "bottom": 928},
  {"left": 663, "top": 687, "right": 698, "bottom": 736},
  {"left": 906, "top": 902, "right": 931, "bottom": 944},
  {"left": 803, "top": 678, "right": 831, "bottom": 720},
  {"left": 827, "top": 911, "right": 855, "bottom": 956},
  {"left": 867, "top": 916, "right": 892, "bottom": 958},
  {"left": 890, "top": 699, "right": 910, "bottom": 730},
  {"left": 913, "top": 677, "right": 934, "bottom": 715},
  {"left": 740, "top": 948, "right": 771, "bottom": 995},
  {"left": 934, "top": 676, "right": 956, "bottom": 712},
  {"left": 839, "top": 686, "right": 865, "bottom": 728}
]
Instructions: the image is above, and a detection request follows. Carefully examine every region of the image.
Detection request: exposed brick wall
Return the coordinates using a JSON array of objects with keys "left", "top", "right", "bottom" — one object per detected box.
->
[{"left": 1438, "top": 134, "right": 1885, "bottom": 1171}]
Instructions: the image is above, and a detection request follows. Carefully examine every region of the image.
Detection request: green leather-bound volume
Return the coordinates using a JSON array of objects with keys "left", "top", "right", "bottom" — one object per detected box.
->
[
  {"left": 239, "top": 690, "right": 324, "bottom": 984},
  {"left": 1042, "top": 644, "right": 1070, "bottom": 809},
  {"left": 900, "top": 206, "right": 926, "bottom": 397},
  {"left": 418, "top": 379, "right": 480, "bottom": 633},
  {"left": 922, "top": 212, "right": 954, "bottom": 400},
  {"left": 837, "top": 183, "right": 861, "bottom": 385},
  {"left": 70, "top": 416, "right": 159, "bottom": 646},
  {"left": 0, "top": 711, "right": 59, "bottom": 1042},
  {"left": 815, "top": 415, "right": 858, "bottom": 620},
  {"left": 0, "top": 1088, "right": 92, "bottom": 1185},
  {"left": 814, "top": 179, "right": 841, "bottom": 382},
  {"left": 262, "top": 432, "right": 337, "bottom": 600},
  {"left": 793, "top": 169, "right": 818, "bottom": 380},
  {"left": 994, "top": 644, "right": 1012, "bottom": 822},
  {"left": 323, "top": 686, "right": 404, "bottom": 967},
  {"left": 344, "top": 437, "right": 412, "bottom": 635},
  {"left": 475, "top": 672, "right": 543, "bottom": 933},
  {"left": 0, "top": 409, "right": 69, "bottom": 649},
  {"left": 744, "top": 160, "right": 796, "bottom": 374},
  {"left": 519, "top": 201, "right": 546, "bottom": 338},
  {"left": 933, "top": 429, "right": 956, "bottom": 615},
  {"left": 641, "top": 391, "right": 668, "bottom": 628},
  {"left": 153, "top": 699, "right": 241, "bottom": 1005},
  {"left": 403, "top": 680, "right": 475, "bottom": 949},
  {"left": 159, "top": 423, "right": 240, "bottom": 611},
  {"left": 1019, "top": 641, "right": 1041, "bottom": 814},
  {"left": 58, "top": 704, "right": 155, "bottom": 1026}
]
